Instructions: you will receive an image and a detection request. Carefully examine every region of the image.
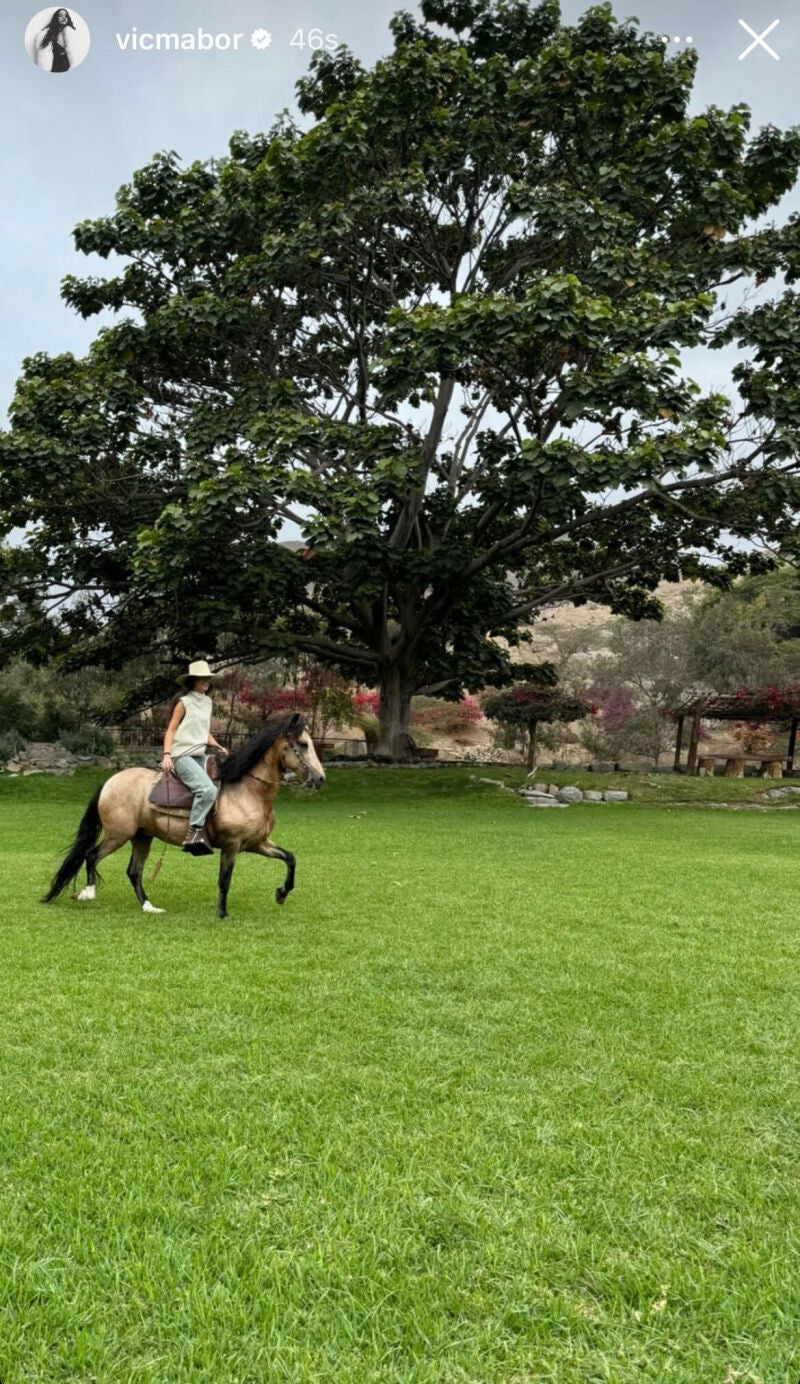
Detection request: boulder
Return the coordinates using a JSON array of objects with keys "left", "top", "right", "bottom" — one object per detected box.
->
[
  {"left": 583, "top": 790, "right": 605, "bottom": 802},
  {"left": 557, "top": 786, "right": 584, "bottom": 803},
  {"left": 523, "top": 798, "right": 569, "bottom": 807},
  {"left": 603, "top": 790, "right": 629, "bottom": 802},
  {"left": 24, "top": 742, "right": 60, "bottom": 767}
]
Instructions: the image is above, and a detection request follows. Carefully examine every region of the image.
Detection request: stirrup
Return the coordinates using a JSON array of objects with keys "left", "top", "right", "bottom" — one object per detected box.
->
[{"left": 182, "top": 826, "right": 214, "bottom": 856}]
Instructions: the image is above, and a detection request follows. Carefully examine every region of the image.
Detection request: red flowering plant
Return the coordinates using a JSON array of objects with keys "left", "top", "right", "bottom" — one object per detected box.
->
[
  {"left": 704, "top": 684, "right": 800, "bottom": 719},
  {"left": 239, "top": 666, "right": 356, "bottom": 744},
  {"left": 352, "top": 691, "right": 380, "bottom": 715},
  {"left": 238, "top": 684, "right": 310, "bottom": 720}
]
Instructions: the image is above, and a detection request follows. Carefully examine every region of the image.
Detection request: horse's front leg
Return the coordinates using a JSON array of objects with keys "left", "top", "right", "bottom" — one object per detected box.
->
[
  {"left": 249, "top": 840, "right": 296, "bottom": 905},
  {"left": 217, "top": 846, "right": 239, "bottom": 920}
]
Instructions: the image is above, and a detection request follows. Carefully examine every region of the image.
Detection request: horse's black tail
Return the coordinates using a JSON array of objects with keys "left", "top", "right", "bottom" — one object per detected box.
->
[{"left": 42, "top": 784, "right": 104, "bottom": 903}]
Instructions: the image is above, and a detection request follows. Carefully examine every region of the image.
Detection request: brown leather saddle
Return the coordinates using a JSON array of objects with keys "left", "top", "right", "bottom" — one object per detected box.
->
[{"left": 148, "top": 755, "right": 219, "bottom": 814}]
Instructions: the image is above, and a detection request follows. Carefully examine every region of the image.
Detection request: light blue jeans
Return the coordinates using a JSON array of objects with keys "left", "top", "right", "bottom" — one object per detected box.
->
[{"left": 173, "top": 754, "right": 218, "bottom": 828}]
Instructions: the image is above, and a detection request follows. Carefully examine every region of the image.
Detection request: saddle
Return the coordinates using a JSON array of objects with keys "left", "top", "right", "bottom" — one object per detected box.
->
[{"left": 148, "top": 755, "right": 219, "bottom": 814}]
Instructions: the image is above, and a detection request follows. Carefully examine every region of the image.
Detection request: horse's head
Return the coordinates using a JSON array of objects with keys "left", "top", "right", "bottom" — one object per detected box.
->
[{"left": 280, "top": 714, "right": 326, "bottom": 790}]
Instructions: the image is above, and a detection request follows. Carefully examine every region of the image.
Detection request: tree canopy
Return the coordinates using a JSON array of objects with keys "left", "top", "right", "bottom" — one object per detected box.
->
[{"left": 3, "top": 0, "right": 800, "bottom": 753}]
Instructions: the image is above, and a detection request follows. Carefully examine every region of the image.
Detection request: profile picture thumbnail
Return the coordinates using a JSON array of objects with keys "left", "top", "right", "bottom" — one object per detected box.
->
[{"left": 25, "top": 7, "right": 90, "bottom": 73}]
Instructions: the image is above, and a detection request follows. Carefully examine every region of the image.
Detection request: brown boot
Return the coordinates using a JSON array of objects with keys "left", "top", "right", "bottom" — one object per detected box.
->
[{"left": 182, "top": 825, "right": 214, "bottom": 856}]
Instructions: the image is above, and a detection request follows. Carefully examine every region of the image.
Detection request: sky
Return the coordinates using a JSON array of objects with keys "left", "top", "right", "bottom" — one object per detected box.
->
[{"left": 1, "top": 0, "right": 798, "bottom": 420}]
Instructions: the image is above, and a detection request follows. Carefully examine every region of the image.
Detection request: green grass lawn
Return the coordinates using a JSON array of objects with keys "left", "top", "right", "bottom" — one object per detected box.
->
[{"left": 0, "top": 768, "right": 798, "bottom": 1383}]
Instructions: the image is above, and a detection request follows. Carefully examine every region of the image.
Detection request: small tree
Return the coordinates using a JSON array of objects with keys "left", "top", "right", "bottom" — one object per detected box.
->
[{"left": 483, "top": 685, "right": 594, "bottom": 770}]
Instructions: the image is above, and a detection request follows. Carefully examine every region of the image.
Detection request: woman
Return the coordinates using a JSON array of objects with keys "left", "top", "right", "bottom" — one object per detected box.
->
[
  {"left": 162, "top": 660, "right": 229, "bottom": 856},
  {"left": 36, "top": 8, "right": 76, "bottom": 72}
]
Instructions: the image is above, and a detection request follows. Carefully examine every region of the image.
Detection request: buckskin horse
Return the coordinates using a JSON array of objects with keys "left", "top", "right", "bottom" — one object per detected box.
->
[{"left": 42, "top": 715, "right": 325, "bottom": 918}]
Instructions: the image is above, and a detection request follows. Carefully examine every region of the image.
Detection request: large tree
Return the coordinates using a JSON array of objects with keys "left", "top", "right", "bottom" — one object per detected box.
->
[{"left": 3, "top": 0, "right": 800, "bottom": 752}]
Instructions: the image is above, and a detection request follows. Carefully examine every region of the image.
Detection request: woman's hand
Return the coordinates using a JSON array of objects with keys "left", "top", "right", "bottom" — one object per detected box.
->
[
  {"left": 217, "top": 745, "right": 230, "bottom": 758},
  {"left": 161, "top": 752, "right": 173, "bottom": 772}
]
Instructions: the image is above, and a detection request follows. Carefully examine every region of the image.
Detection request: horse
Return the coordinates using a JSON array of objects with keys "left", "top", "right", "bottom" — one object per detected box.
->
[{"left": 42, "top": 714, "right": 325, "bottom": 919}]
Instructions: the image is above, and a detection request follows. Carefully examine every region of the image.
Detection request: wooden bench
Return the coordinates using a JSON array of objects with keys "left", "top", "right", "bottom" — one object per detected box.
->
[{"left": 696, "top": 752, "right": 786, "bottom": 779}]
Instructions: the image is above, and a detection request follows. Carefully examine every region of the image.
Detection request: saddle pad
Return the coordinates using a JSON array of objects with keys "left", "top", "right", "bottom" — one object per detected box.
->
[{"left": 148, "top": 755, "right": 219, "bottom": 811}]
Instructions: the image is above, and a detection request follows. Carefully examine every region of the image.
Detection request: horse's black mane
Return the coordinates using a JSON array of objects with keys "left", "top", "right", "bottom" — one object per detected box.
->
[{"left": 218, "top": 716, "right": 303, "bottom": 785}]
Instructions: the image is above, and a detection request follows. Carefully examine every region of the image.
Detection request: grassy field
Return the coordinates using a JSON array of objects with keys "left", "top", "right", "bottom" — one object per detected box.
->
[{"left": 0, "top": 767, "right": 798, "bottom": 1383}]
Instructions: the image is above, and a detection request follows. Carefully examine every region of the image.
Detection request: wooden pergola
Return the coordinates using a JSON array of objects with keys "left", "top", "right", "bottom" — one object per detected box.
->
[{"left": 669, "top": 688, "right": 800, "bottom": 775}]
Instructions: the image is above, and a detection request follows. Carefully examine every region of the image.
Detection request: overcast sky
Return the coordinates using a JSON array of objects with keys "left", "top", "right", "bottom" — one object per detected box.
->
[{"left": 1, "top": 0, "right": 798, "bottom": 419}]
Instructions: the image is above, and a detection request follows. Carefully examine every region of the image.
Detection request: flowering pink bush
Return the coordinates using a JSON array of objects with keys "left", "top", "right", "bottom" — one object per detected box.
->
[
  {"left": 587, "top": 682, "right": 636, "bottom": 730},
  {"left": 353, "top": 691, "right": 380, "bottom": 714}
]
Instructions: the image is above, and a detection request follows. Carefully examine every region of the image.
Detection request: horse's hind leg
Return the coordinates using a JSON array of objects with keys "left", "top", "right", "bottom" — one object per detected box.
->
[
  {"left": 127, "top": 832, "right": 164, "bottom": 915},
  {"left": 249, "top": 840, "right": 296, "bottom": 905},
  {"left": 77, "top": 834, "right": 129, "bottom": 901}
]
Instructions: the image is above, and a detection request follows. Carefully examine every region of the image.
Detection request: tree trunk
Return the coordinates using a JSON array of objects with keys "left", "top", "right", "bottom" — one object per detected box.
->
[
  {"left": 377, "top": 665, "right": 415, "bottom": 758},
  {"left": 526, "top": 720, "right": 538, "bottom": 771}
]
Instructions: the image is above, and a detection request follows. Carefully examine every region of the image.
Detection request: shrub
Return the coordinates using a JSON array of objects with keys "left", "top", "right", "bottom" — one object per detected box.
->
[
  {"left": 410, "top": 696, "right": 484, "bottom": 733},
  {"left": 353, "top": 712, "right": 380, "bottom": 747},
  {"left": 0, "top": 730, "right": 27, "bottom": 763},
  {"left": 58, "top": 727, "right": 116, "bottom": 757}
]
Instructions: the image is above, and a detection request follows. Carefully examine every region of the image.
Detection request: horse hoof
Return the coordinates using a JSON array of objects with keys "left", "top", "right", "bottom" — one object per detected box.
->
[
  {"left": 142, "top": 901, "right": 165, "bottom": 914},
  {"left": 275, "top": 889, "right": 287, "bottom": 905},
  {"left": 76, "top": 885, "right": 96, "bottom": 902}
]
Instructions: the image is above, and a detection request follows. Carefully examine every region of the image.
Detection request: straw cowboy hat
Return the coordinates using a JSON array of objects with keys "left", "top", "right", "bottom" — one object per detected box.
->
[{"left": 177, "top": 659, "right": 220, "bottom": 686}]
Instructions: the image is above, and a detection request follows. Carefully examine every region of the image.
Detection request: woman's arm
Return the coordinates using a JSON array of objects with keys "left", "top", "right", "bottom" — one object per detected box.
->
[
  {"left": 161, "top": 702, "right": 185, "bottom": 770},
  {"left": 207, "top": 733, "right": 229, "bottom": 756}
]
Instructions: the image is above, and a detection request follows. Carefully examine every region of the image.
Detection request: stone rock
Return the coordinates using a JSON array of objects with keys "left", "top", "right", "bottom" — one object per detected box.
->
[
  {"left": 24, "top": 742, "right": 60, "bottom": 767},
  {"left": 22, "top": 768, "right": 44, "bottom": 775},
  {"left": 603, "top": 790, "right": 629, "bottom": 802},
  {"left": 5, "top": 761, "right": 22, "bottom": 774},
  {"left": 523, "top": 798, "right": 569, "bottom": 807},
  {"left": 583, "top": 790, "right": 605, "bottom": 802},
  {"left": 763, "top": 788, "right": 789, "bottom": 799},
  {"left": 557, "top": 786, "right": 584, "bottom": 803},
  {"left": 593, "top": 762, "right": 615, "bottom": 773}
]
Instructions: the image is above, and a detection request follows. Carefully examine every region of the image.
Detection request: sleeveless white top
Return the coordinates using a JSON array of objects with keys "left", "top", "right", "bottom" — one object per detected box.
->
[{"left": 171, "top": 691, "right": 212, "bottom": 759}]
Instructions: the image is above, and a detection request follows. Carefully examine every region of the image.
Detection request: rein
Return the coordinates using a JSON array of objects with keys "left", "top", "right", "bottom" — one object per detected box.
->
[{"left": 243, "top": 770, "right": 275, "bottom": 787}]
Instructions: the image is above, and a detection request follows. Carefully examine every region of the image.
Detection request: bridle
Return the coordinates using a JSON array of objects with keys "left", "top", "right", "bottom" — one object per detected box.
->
[{"left": 244, "top": 737, "right": 311, "bottom": 787}]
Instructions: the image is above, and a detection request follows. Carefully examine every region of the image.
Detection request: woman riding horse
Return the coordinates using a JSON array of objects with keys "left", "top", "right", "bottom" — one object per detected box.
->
[
  {"left": 162, "top": 659, "right": 229, "bottom": 856},
  {"left": 42, "top": 711, "right": 325, "bottom": 918}
]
